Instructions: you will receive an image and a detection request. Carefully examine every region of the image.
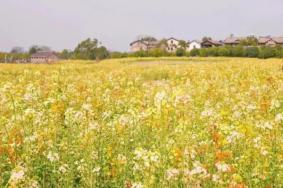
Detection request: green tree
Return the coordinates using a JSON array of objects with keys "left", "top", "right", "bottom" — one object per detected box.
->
[
  {"left": 178, "top": 40, "right": 188, "bottom": 50},
  {"left": 240, "top": 36, "right": 258, "bottom": 46},
  {"left": 29, "top": 45, "right": 51, "bottom": 55},
  {"left": 157, "top": 39, "right": 168, "bottom": 50},
  {"left": 60, "top": 49, "right": 73, "bottom": 59},
  {"left": 73, "top": 38, "right": 109, "bottom": 60},
  {"left": 10, "top": 47, "right": 25, "bottom": 54},
  {"left": 94, "top": 46, "right": 109, "bottom": 60},
  {"left": 202, "top": 36, "right": 212, "bottom": 42}
]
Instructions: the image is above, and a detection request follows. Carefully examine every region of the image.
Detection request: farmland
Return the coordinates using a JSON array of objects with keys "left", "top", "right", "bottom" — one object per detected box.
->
[{"left": 0, "top": 57, "right": 283, "bottom": 187}]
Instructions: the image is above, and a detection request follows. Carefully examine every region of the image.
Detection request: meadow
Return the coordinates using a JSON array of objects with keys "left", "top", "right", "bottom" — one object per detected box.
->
[{"left": 0, "top": 57, "right": 283, "bottom": 188}]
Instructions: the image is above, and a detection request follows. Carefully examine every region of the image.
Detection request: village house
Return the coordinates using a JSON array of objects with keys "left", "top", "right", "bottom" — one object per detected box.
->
[
  {"left": 130, "top": 35, "right": 283, "bottom": 53},
  {"left": 166, "top": 37, "right": 180, "bottom": 53},
  {"left": 130, "top": 40, "right": 158, "bottom": 52},
  {"left": 30, "top": 51, "right": 59, "bottom": 63},
  {"left": 201, "top": 39, "right": 223, "bottom": 48},
  {"left": 258, "top": 36, "right": 283, "bottom": 46},
  {"left": 130, "top": 40, "right": 147, "bottom": 52},
  {"left": 187, "top": 40, "right": 202, "bottom": 51}
]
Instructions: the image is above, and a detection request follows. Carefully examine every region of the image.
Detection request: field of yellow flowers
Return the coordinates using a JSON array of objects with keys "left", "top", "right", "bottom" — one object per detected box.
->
[{"left": 0, "top": 57, "right": 283, "bottom": 187}]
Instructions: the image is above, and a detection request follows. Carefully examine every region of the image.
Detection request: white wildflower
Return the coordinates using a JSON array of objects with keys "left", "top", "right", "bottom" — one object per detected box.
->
[
  {"left": 256, "top": 121, "right": 273, "bottom": 130},
  {"left": 9, "top": 165, "right": 26, "bottom": 184},
  {"left": 246, "top": 104, "right": 257, "bottom": 111},
  {"left": 227, "top": 131, "right": 243, "bottom": 144},
  {"left": 275, "top": 113, "right": 283, "bottom": 123},
  {"left": 175, "top": 95, "right": 191, "bottom": 105},
  {"left": 201, "top": 108, "right": 214, "bottom": 118},
  {"left": 132, "top": 182, "right": 144, "bottom": 188},
  {"left": 89, "top": 121, "right": 99, "bottom": 131},
  {"left": 82, "top": 103, "right": 92, "bottom": 111},
  {"left": 154, "top": 91, "right": 168, "bottom": 107},
  {"left": 212, "top": 174, "right": 220, "bottom": 182},
  {"left": 29, "top": 180, "right": 39, "bottom": 188},
  {"left": 253, "top": 137, "right": 262, "bottom": 148},
  {"left": 270, "top": 99, "right": 280, "bottom": 110},
  {"left": 190, "top": 162, "right": 207, "bottom": 175},
  {"left": 261, "top": 149, "right": 268, "bottom": 156},
  {"left": 166, "top": 168, "right": 180, "bottom": 180},
  {"left": 47, "top": 151, "right": 59, "bottom": 162},
  {"left": 119, "top": 114, "right": 131, "bottom": 126},
  {"left": 215, "top": 162, "right": 230, "bottom": 173},
  {"left": 93, "top": 166, "right": 101, "bottom": 173},
  {"left": 117, "top": 154, "right": 127, "bottom": 164},
  {"left": 23, "top": 93, "right": 33, "bottom": 102},
  {"left": 59, "top": 164, "right": 69, "bottom": 174},
  {"left": 232, "top": 111, "right": 242, "bottom": 119}
]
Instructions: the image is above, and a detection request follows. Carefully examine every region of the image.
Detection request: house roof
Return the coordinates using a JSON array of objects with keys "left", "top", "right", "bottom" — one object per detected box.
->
[
  {"left": 202, "top": 39, "right": 223, "bottom": 46},
  {"left": 130, "top": 40, "right": 147, "bottom": 46},
  {"left": 224, "top": 37, "right": 245, "bottom": 44},
  {"left": 189, "top": 40, "right": 202, "bottom": 44},
  {"left": 258, "top": 36, "right": 272, "bottom": 44},
  {"left": 167, "top": 37, "right": 179, "bottom": 42},
  {"left": 31, "top": 51, "right": 58, "bottom": 58},
  {"left": 272, "top": 37, "right": 283, "bottom": 44},
  {"left": 130, "top": 39, "right": 159, "bottom": 46},
  {"left": 258, "top": 36, "right": 283, "bottom": 44}
]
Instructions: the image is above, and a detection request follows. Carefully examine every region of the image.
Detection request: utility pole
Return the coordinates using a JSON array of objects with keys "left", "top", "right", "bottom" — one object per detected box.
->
[{"left": 4, "top": 54, "right": 7, "bottom": 63}]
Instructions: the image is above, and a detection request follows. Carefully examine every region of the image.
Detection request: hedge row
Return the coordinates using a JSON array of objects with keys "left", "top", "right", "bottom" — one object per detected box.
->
[{"left": 111, "top": 46, "right": 283, "bottom": 59}]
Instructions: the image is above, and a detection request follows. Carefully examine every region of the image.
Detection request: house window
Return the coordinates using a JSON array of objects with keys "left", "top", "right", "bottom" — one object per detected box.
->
[{"left": 171, "top": 40, "right": 173, "bottom": 44}]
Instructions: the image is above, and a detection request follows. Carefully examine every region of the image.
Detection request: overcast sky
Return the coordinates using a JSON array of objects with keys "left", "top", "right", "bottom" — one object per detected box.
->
[{"left": 0, "top": 0, "right": 283, "bottom": 52}]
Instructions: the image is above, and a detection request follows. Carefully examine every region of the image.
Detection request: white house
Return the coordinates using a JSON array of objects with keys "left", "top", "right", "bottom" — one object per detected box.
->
[
  {"left": 188, "top": 40, "right": 202, "bottom": 51},
  {"left": 166, "top": 37, "right": 180, "bottom": 53}
]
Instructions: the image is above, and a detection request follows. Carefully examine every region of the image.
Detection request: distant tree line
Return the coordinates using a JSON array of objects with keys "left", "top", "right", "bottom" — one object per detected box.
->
[
  {"left": 112, "top": 46, "right": 283, "bottom": 59},
  {"left": 0, "top": 38, "right": 110, "bottom": 63},
  {"left": 189, "top": 46, "right": 283, "bottom": 59},
  {"left": 0, "top": 45, "right": 53, "bottom": 63},
  {"left": 2, "top": 37, "right": 283, "bottom": 63}
]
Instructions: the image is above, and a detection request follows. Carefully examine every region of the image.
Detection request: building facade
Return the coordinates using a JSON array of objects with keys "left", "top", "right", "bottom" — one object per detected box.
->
[
  {"left": 166, "top": 38, "right": 180, "bottom": 53},
  {"left": 30, "top": 51, "right": 59, "bottom": 63},
  {"left": 130, "top": 40, "right": 159, "bottom": 52},
  {"left": 130, "top": 40, "right": 148, "bottom": 52},
  {"left": 188, "top": 40, "right": 202, "bottom": 51}
]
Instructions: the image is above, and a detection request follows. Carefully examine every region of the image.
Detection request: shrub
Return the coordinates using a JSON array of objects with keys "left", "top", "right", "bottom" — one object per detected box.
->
[
  {"left": 217, "top": 47, "right": 230, "bottom": 57},
  {"left": 148, "top": 49, "right": 168, "bottom": 57},
  {"left": 190, "top": 49, "right": 200, "bottom": 57},
  {"left": 244, "top": 47, "right": 259, "bottom": 57},
  {"left": 259, "top": 46, "right": 277, "bottom": 59},
  {"left": 110, "top": 52, "right": 128, "bottom": 58},
  {"left": 230, "top": 46, "right": 244, "bottom": 57},
  {"left": 175, "top": 48, "right": 186, "bottom": 57},
  {"left": 199, "top": 49, "right": 208, "bottom": 57}
]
